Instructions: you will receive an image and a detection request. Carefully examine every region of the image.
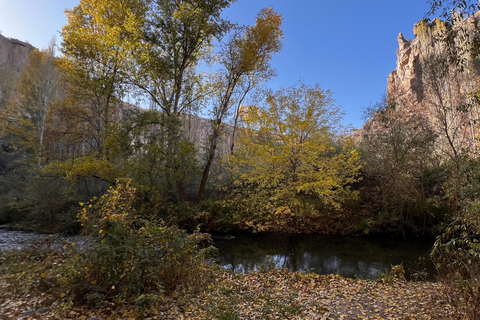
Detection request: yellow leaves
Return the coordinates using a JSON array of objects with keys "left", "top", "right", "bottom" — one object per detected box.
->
[
  {"left": 232, "top": 7, "right": 282, "bottom": 74},
  {"left": 274, "top": 206, "right": 292, "bottom": 216},
  {"left": 173, "top": 9, "right": 183, "bottom": 20},
  {"left": 233, "top": 82, "right": 361, "bottom": 220},
  {"left": 43, "top": 154, "right": 119, "bottom": 184},
  {"left": 91, "top": 280, "right": 97, "bottom": 285}
]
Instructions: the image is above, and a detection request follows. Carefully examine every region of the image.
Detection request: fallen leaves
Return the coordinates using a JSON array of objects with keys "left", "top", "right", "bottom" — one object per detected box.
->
[
  {"left": 153, "top": 270, "right": 458, "bottom": 319},
  {"left": 0, "top": 255, "right": 460, "bottom": 320}
]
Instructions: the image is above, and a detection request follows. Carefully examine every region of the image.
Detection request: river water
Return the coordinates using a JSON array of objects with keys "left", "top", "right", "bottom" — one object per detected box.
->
[
  {"left": 211, "top": 233, "right": 436, "bottom": 280},
  {"left": 0, "top": 228, "right": 436, "bottom": 280},
  {"left": 0, "top": 228, "right": 85, "bottom": 251}
]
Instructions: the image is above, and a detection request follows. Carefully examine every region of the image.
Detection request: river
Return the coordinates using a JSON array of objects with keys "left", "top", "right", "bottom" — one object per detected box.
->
[
  {"left": 211, "top": 233, "right": 436, "bottom": 280},
  {"left": 0, "top": 228, "right": 436, "bottom": 280},
  {"left": 0, "top": 228, "right": 86, "bottom": 251}
]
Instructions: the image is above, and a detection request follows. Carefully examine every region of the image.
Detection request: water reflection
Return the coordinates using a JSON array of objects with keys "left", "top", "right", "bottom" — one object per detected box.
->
[{"left": 212, "top": 233, "right": 435, "bottom": 280}]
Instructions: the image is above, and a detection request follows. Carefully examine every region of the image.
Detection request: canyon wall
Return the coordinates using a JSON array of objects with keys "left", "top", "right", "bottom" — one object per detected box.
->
[
  {"left": 361, "top": 13, "right": 480, "bottom": 159},
  {"left": 0, "top": 34, "right": 35, "bottom": 109},
  {"left": 0, "top": 33, "right": 34, "bottom": 74},
  {"left": 387, "top": 14, "right": 480, "bottom": 108}
]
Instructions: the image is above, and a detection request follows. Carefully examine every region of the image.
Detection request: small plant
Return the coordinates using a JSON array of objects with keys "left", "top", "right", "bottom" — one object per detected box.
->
[
  {"left": 377, "top": 263, "right": 405, "bottom": 283},
  {"left": 215, "top": 307, "right": 241, "bottom": 320}
]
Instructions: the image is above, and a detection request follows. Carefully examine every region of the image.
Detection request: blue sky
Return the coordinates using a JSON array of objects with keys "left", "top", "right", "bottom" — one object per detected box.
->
[{"left": 0, "top": 0, "right": 431, "bottom": 128}]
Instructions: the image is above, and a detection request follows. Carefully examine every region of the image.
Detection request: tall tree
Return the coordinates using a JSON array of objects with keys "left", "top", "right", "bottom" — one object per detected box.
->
[
  {"left": 61, "top": 0, "right": 145, "bottom": 158},
  {"left": 196, "top": 7, "right": 283, "bottom": 202},
  {"left": 133, "top": 0, "right": 234, "bottom": 201},
  {"left": 232, "top": 82, "right": 361, "bottom": 215},
  {"left": 360, "top": 96, "right": 438, "bottom": 233}
]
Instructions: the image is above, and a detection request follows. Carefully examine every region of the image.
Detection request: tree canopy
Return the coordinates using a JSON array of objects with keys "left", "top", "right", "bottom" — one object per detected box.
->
[{"left": 233, "top": 82, "right": 361, "bottom": 215}]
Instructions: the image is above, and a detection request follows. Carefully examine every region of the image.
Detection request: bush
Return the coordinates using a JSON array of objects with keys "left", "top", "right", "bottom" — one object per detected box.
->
[
  {"left": 431, "top": 201, "right": 480, "bottom": 319},
  {"left": 60, "top": 178, "right": 214, "bottom": 312}
]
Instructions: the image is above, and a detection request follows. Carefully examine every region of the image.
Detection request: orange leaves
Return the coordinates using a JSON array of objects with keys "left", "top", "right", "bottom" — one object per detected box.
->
[
  {"left": 235, "top": 7, "right": 283, "bottom": 73},
  {"left": 152, "top": 270, "right": 457, "bottom": 319}
]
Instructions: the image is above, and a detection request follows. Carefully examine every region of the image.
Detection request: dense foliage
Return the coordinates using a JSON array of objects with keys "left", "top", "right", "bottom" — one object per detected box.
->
[
  {"left": 227, "top": 82, "right": 361, "bottom": 232},
  {"left": 59, "top": 179, "right": 214, "bottom": 312},
  {"left": 0, "top": 0, "right": 365, "bottom": 234},
  {"left": 0, "top": 0, "right": 479, "bottom": 239},
  {"left": 2, "top": 0, "right": 480, "bottom": 318}
]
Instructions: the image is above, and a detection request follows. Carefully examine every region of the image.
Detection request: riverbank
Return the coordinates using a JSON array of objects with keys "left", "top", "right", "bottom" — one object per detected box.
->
[
  {"left": 0, "top": 268, "right": 457, "bottom": 319},
  {"left": 0, "top": 242, "right": 457, "bottom": 319},
  {"left": 0, "top": 229, "right": 458, "bottom": 319}
]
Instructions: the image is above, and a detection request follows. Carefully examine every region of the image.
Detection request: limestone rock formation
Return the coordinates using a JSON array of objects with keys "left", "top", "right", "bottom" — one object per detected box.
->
[
  {"left": 0, "top": 34, "right": 35, "bottom": 109},
  {"left": 387, "top": 14, "right": 480, "bottom": 108},
  {"left": 370, "top": 13, "right": 480, "bottom": 159},
  {"left": 386, "top": 31, "right": 423, "bottom": 105},
  {"left": 0, "top": 33, "right": 34, "bottom": 74}
]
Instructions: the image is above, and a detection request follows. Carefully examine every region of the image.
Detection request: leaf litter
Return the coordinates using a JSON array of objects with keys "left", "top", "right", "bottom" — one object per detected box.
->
[{"left": 0, "top": 267, "right": 459, "bottom": 319}]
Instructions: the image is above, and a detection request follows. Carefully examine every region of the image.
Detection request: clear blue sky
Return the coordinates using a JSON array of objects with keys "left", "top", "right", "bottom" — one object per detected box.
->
[{"left": 0, "top": 0, "right": 431, "bottom": 128}]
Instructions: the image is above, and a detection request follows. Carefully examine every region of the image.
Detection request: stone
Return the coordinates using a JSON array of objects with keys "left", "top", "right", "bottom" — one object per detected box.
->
[
  {"left": 0, "top": 33, "right": 35, "bottom": 109},
  {"left": 0, "top": 33, "right": 34, "bottom": 74},
  {"left": 387, "top": 13, "right": 480, "bottom": 108},
  {"left": 356, "top": 12, "right": 480, "bottom": 158}
]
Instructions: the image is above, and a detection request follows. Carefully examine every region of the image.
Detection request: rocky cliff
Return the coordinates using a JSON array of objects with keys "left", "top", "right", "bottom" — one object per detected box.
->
[
  {"left": 0, "top": 33, "right": 34, "bottom": 74},
  {"left": 0, "top": 34, "right": 35, "bottom": 109},
  {"left": 387, "top": 14, "right": 480, "bottom": 107},
  {"left": 386, "top": 31, "right": 423, "bottom": 105},
  {"left": 361, "top": 13, "right": 480, "bottom": 159}
]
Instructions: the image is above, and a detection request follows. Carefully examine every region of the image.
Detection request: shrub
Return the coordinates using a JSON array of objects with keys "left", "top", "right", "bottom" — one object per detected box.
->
[
  {"left": 60, "top": 178, "right": 214, "bottom": 312},
  {"left": 431, "top": 201, "right": 480, "bottom": 319}
]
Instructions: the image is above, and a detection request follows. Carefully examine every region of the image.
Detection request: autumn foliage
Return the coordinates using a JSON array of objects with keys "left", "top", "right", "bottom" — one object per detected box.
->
[{"left": 60, "top": 179, "right": 214, "bottom": 311}]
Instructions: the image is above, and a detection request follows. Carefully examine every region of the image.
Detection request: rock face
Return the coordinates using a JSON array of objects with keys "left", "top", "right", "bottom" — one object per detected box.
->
[
  {"left": 387, "top": 14, "right": 480, "bottom": 107},
  {"left": 386, "top": 31, "right": 423, "bottom": 105},
  {"left": 354, "top": 12, "right": 480, "bottom": 161},
  {"left": 0, "top": 33, "right": 34, "bottom": 74},
  {"left": 359, "top": 14, "right": 480, "bottom": 159},
  {"left": 0, "top": 34, "right": 35, "bottom": 109}
]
